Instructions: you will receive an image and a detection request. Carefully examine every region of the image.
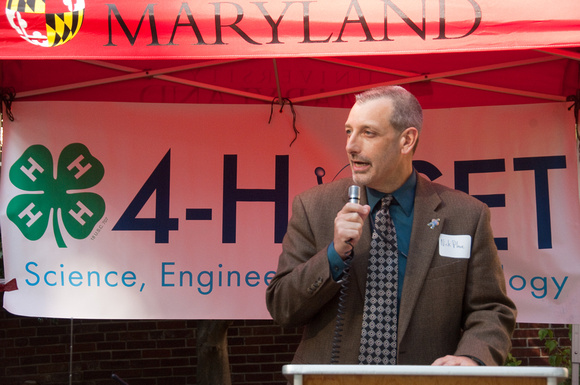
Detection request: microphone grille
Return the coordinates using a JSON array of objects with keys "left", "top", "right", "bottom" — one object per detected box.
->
[{"left": 348, "top": 185, "right": 360, "bottom": 204}]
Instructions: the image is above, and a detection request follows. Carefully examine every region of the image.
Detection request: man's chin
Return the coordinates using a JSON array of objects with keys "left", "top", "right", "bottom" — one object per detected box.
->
[{"left": 352, "top": 174, "right": 369, "bottom": 187}]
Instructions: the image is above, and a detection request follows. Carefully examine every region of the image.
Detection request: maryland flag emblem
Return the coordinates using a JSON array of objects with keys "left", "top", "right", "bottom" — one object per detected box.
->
[{"left": 5, "top": 0, "right": 85, "bottom": 47}]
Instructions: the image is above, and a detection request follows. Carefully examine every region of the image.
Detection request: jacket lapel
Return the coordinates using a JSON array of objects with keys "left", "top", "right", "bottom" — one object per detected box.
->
[{"left": 397, "top": 176, "right": 443, "bottom": 343}]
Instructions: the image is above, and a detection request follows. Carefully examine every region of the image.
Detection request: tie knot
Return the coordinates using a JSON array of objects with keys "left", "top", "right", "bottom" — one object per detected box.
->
[{"left": 381, "top": 194, "right": 395, "bottom": 209}]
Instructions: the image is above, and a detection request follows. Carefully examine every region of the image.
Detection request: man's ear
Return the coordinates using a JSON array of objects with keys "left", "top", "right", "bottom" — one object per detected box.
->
[{"left": 400, "top": 127, "right": 419, "bottom": 155}]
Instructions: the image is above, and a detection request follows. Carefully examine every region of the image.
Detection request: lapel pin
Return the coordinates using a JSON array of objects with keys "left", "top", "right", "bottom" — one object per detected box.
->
[{"left": 427, "top": 218, "right": 440, "bottom": 229}]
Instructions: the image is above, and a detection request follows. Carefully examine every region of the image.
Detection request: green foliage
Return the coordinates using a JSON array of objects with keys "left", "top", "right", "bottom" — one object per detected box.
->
[
  {"left": 539, "top": 326, "right": 572, "bottom": 385},
  {"left": 505, "top": 352, "right": 522, "bottom": 366}
]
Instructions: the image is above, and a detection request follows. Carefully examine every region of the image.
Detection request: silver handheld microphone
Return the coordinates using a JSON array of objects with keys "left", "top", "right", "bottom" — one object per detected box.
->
[{"left": 348, "top": 185, "right": 360, "bottom": 204}]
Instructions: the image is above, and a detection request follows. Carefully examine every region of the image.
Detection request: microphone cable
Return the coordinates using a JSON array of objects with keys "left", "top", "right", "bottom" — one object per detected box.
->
[
  {"left": 330, "top": 251, "right": 353, "bottom": 364},
  {"left": 330, "top": 184, "right": 360, "bottom": 364}
]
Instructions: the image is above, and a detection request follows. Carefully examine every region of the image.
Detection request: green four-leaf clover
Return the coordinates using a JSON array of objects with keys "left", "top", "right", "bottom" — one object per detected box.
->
[{"left": 7, "top": 143, "right": 105, "bottom": 248}]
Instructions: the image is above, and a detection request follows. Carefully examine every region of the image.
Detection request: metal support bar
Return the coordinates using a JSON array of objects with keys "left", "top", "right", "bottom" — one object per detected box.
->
[
  {"left": 154, "top": 74, "right": 274, "bottom": 102},
  {"left": 69, "top": 318, "right": 74, "bottom": 385},
  {"left": 16, "top": 59, "right": 272, "bottom": 102},
  {"left": 315, "top": 55, "right": 561, "bottom": 79},
  {"left": 291, "top": 74, "right": 567, "bottom": 104},
  {"left": 572, "top": 324, "right": 579, "bottom": 385},
  {"left": 273, "top": 58, "right": 284, "bottom": 105},
  {"left": 536, "top": 48, "right": 580, "bottom": 61},
  {"left": 295, "top": 55, "right": 566, "bottom": 103},
  {"left": 12, "top": 51, "right": 575, "bottom": 105}
]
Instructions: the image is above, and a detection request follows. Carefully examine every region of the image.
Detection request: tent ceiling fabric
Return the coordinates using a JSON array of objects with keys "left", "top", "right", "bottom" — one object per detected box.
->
[{"left": 2, "top": 48, "right": 579, "bottom": 109}]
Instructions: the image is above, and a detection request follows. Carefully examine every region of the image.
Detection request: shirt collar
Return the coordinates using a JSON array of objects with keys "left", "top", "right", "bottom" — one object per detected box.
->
[{"left": 366, "top": 170, "right": 417, "bottom": 216}]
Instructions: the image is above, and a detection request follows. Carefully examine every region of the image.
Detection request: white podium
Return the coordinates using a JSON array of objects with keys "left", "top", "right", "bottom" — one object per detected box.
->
[{"left": 283, "top": 365, "right": 569, "bottom": 385}]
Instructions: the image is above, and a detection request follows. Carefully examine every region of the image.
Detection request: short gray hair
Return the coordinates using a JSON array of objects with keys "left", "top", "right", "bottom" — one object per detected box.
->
[{"left": 355, "top": 86, "right": 423, "bottom": 135}]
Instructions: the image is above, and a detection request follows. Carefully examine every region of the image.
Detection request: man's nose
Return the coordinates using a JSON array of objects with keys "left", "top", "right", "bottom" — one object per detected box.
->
[{"left": 346, "top": 134, "right": 360, "bottom": 153}]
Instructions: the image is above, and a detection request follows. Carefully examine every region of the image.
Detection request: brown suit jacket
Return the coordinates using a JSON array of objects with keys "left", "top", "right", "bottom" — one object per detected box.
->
[{"left": 266, "top": 175, "right": 516, "bottom": 366}]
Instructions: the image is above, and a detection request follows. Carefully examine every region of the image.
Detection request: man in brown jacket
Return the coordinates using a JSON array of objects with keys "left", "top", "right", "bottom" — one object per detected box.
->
[{"left": 266, "top": 86, "right": 516, "bottom": 366}]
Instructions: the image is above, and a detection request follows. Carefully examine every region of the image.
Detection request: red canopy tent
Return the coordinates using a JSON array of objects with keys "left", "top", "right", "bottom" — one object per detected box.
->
[
  {"left": 2, "top": 3, "right": 580, "bottom": 379},
  {"left": 2, "top": 5, "right": 580, "bottom": 377},
  {"left": 0, "top": 0, "right": 579, "bottom": 112}
]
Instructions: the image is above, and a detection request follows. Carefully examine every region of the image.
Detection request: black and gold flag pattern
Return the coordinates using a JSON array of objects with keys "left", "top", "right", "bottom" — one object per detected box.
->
[
  {"left": 6, "top": 0, "right": 45, "bottom": 13},
  {"left": 46, "top": 9, "right": 84, "bottom": 46},
  {"left": 5, "top": 0, "right": 84, "bottom": 47}
]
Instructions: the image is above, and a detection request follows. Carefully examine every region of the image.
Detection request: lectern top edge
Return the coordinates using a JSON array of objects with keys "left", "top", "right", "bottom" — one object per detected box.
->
[{"left": 283, "top": 364, "right": 569, "bottom": 379}]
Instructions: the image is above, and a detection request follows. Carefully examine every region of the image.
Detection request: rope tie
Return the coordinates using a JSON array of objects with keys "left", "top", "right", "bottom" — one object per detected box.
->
[{"left": 269, "top": 97, "right": 299, "bottom": 147}]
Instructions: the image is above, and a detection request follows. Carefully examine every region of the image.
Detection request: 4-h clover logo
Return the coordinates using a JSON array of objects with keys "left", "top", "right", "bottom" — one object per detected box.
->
[{"left": 6, "top": 143, "right": 105, "bottom": 248}]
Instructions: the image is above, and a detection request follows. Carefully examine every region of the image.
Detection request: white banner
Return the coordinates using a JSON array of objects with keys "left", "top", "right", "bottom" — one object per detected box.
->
[{"left": 1, "top": 101, "right": 578, "bottom": 322}]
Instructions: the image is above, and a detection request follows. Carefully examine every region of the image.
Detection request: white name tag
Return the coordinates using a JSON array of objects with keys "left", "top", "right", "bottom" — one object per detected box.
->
[{"left": 439, "top": 234, "right": 472, "bottom": 259}]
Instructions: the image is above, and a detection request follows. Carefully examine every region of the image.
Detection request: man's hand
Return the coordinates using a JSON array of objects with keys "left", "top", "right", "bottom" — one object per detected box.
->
[
  {"left": 333, "top": 202, "right": 370, "bottom": 259},
  {"left": 431, "top": 355, "right": 479, "bottom": 366}
]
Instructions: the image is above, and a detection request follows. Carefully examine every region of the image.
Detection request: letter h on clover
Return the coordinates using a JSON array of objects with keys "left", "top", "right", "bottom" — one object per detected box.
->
[{"left": 7, "top": 143, "right": 106, "bottom": 248}]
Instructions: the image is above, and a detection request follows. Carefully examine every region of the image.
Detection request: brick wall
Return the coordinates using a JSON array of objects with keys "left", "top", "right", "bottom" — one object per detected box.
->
[
  {"left": 511, "top": 323, "right": 571, "bottom": 366},
  {"left": 0, "top": 301, "right": 303, "bottom": 385},
  {"left": 0, "top": 299, "right": 571, "bottom": 385}
]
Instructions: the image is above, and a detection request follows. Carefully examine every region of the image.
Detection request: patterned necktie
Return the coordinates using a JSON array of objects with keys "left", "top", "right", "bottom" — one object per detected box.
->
[{"left": 359, "top": 194, "right": 398, "bottom": 365}]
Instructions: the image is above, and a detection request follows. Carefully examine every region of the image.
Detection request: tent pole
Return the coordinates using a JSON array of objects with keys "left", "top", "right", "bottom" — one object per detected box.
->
[
  {"left": 435, "top": 79, "right": 566, "bottom": 101},
  {"left": 291, "top": 76, "right": 566, "bottom": 104},
  {"left": 273, "top": 59, "right": 284, "bottom": 106},
  {"left": 16, "top": 60, "right": 272, "bottom": 102},
  {"left": 315, "top": 56, "right": 561, "bottom": 79},
  {"left": 537, "top": 48, "right": 580, "bottom": 61},
  {"left": 573, "top": 324, "right": 579, "bottom": 385},
  {"left": 575, "top": 89, "right": 580, "bottom": 385},
  {"left": 69, "top": 317, "right": 74, "bottom": 385},
  {"left": 79, "top": 58, "right": 248, "bottom": 72},
  {"left": 298, "top": 56, "right": 565, "bottom": 103}
]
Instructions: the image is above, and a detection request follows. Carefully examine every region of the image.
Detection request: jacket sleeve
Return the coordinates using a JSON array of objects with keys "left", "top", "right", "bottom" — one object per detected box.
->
[
  {"left": 454, "top": 203, "right": 517, "bottom": 365},
  {"left": 265, "top": 193, "right": 342, "bottom": 327}
]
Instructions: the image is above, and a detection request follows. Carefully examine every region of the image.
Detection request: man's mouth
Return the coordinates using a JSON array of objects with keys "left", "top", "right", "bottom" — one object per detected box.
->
[{"left": 351, "top": 159, "right": 370, "bottom": 172}]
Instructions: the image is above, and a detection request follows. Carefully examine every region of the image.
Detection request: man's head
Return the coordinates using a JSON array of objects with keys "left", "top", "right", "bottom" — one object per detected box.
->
[
  {"left": 345, "top": 86, "right": 422, "bottom": 193},
  {"left": 355, "top": 86, "right": 423, "bottom": 141}
]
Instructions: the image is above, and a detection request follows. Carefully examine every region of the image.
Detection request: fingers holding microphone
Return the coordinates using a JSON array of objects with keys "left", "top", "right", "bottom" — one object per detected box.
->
[{"left": 334, "top": 186, "right": 370, "bottom": 259}]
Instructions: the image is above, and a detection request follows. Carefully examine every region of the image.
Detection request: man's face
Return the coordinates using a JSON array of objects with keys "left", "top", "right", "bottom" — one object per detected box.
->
[{"left": 344, "top": 97, "right": 407, "bottom": 192}]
